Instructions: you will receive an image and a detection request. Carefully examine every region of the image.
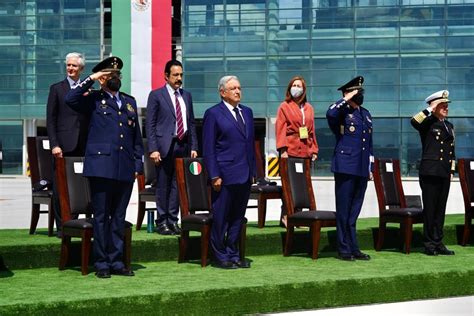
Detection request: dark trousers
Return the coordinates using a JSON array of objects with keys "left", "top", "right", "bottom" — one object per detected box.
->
[
  {"left": 334, "top": 172, "right": 368, "bottom": 255},
  {"left": 419, "top": 175, "right": 451, "bottom": 251},
  {"left": 211, "top": 181, "right": 251, "bottom": 263},
  {"left": 155, "top": 139, "right": 188, "bottom": 226},
  {"left": 89, "top": 177, "right": 133, "bottom": 271}
]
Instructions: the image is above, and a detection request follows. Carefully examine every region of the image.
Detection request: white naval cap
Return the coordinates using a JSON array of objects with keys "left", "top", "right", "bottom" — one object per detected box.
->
[{"left": 425, "top": 90, "right": 450, "bottom": 104}]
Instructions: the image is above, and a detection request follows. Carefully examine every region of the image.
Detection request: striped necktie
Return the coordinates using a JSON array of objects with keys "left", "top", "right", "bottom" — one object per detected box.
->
[{"left": 174, "top": 91, "right": 185, "bottom": 140}]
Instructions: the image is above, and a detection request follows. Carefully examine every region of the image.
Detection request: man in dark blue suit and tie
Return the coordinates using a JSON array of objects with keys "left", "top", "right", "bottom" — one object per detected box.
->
[
  {"left": 46, "top": 52, "right": 90, "bottom": 235},
  {"left": 66, "top": 56, "right": 144, "bottom": 278},
  {"left": 146, "top": 60, "right": 198, "bottom": 235},
  {"left": 326, "top": 76, "right": 373, "bottom": 261},
  {"left": 202, "top": 75, "right": 256, "bottom": 269}
]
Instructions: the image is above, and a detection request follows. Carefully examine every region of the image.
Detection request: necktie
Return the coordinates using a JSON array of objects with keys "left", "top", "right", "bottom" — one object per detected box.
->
[
  {"left": 233, "top": 107, "right": 245, "bottom": 134},
  {"left": 174, "top": 91, "right": 185, "bottom": 140},
  {"left": 113, "top": 95, "right": 120, "bottom": 109}
]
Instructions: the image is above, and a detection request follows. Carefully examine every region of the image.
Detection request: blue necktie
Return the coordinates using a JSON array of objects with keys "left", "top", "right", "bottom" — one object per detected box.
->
[{"left": 233, "top": 107, "right": 245, "bottom": 134}]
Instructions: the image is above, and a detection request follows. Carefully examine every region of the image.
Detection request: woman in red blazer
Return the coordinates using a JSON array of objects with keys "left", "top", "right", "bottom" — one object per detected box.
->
[{"left": 275, "top": 76, "right": 319, "bottom": 226}]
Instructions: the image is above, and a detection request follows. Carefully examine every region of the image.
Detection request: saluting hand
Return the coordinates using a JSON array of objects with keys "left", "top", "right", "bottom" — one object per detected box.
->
[
  {"left": 190, "top": 150, "right": 198, "bottom": 158},
  {"left": 90, "top": 71, "right": 111, "bottom": 81},
  {"left": 343, "top": 89, "right": 358, "bottom": 102}
]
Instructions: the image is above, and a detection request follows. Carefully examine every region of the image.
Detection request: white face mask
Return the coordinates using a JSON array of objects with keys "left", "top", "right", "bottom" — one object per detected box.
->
[{"left": 290, "top": 86, "right": 304, "bottom": 98}]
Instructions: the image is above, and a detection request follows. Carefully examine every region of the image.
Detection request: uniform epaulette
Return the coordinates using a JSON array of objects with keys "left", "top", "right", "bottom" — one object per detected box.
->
[
  {"left": 412, "top": 111, "right": 427, "bottom": 124},
  {"left": 120, "top": 92, "right": 135, "bottom": 100}
]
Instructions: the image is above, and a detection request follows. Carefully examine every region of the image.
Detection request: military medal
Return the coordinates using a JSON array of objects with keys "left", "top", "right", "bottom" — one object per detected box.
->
[
  {"left": 349, "top": 126, "right": 356, "bottom": 132},
  {"left": 127, "top": 104, "right": 134, "bottom": 112}
]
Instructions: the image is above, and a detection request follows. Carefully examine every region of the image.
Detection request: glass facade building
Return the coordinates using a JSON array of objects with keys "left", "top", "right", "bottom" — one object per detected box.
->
[
  {"left": 182, "top": 0, "right": 474, "bottom": 176},
  {"left": 0, "top": 0, "right": 102, "bottom": 174}
]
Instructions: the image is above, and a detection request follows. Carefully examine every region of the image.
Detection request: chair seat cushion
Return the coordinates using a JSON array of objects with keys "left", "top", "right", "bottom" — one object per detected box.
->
[
  {"left": 288, "top": 210, "right": 336, "bottom": 222},
  {"left": 182, "top": 214, "right": 212, "bottom": 225},
  {"left": 32, "top": 190, "right": 53, "bottom": 198},
  {"left": 251, "top": 185, "right": 282, "bottom": 194},
  {"left": 63, "top": 219, "right": 133, "bottom": 230},
  {"left": 384, "top": 208, "right": 423, "bottom": 217}
]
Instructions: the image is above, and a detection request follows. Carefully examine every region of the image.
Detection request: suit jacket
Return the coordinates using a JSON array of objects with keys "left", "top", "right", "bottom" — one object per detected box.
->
[
  {"left": 275, "top": 100, "right": 319, "bottom": 158},
  {"left": 65, "top": 76, "right": 144, "bottom": 182},
  {"left": 326, "top": 98, "right": 374, "bottom": 178},
  {"left": 145, "top": 85, "right": 198, "bottom": 158},
  {"left": 202, "top": 101, "right": 256, "bottom": 185},
  {"left": 46, "top": 78, "right": 90, "bottom": 154},
  {"left": 411, "top": 108, "right": 455, "bottom": 178}
]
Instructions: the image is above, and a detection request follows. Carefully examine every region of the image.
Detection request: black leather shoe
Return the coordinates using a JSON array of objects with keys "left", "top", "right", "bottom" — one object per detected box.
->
[
  {"left": 155, "top": 223, "right": 174, "bottom": 235},
  {"left": 169, "top": 223, "right": 182, "bottom": 235},
  {"left": 437, "top": 246, "right": 455, "bottom": 255},
  {"left": 233, "top": 259, "right": 251, "bottom": 268},
  {"left": 353, "top": 252, "right": 371, "bottom": 260},
  {"left": 424, "top": 248, "right": 438, "bottom": 256},
  {"left": 337, "top": 254, "right": 355, "bottom": 261},
  {"left": 95, "top": 270, "right": 111, "bottom": 278},
  {"left": 111, "top": 268, "right": 135, "bottom": 276},
  {"left": 212, "top": 261, "right": 239, "bottom": 269}
]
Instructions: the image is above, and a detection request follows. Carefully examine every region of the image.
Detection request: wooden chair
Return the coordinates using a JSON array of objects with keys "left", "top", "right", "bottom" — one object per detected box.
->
[
  {"left": 55, "top": 157, "right": 132, "bottom": 275},
  {"left": 26, "top": 136, "right": 55, "bottom": 236},
  {"left": 279, "top": 157, "right": 336, "bottom": 259},
  {"left": 135, "top": 139, "right": 157, "bottom": 231},
  {"left": 373, "top": 158, "right": 423, "bottom": 254},
  {"left": 248, "top": 139, "right": 283, "bottom": 228},
  {"left": 175, "top": 157, "right": 246, "bottom": 267},
  {"left": 457, "top": 159, "right": 474, "bottom": 246}
]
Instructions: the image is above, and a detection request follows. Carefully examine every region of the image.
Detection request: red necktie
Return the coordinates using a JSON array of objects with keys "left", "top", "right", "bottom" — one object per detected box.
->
[{"left": 174, "top": 91, "right": 185, "bottom": 140}]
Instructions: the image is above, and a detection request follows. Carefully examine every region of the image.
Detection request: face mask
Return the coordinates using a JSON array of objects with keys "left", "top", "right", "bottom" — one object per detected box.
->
[
  {"left": 352, "top": 93, "right": 364, "bottom": 105},
  {"left": 106, "top": 77, "right": 121, "bottom": 92},
  {"left": 290, "top": 87, "right": 304, "bottom": 98}
]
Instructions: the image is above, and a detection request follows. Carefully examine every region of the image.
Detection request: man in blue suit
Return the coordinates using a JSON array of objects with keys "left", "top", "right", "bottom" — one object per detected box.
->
[
  {"left": 202, "top": 75, "right": 256, "bottom": 269},
  {"left": 326, "top": 76, "right": 373, "bottom": 261},
  {"left": 146, "top": 60, "right": 198, "bottom": 235},
  {"left": 66, "top": 56, "right": 144, "bottom": 278}
]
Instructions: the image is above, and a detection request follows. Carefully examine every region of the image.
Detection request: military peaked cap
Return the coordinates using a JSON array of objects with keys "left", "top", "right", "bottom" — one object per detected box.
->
[
  {"left": 425, "top": 90, "right": 450, "bottom": 104},
  {"left": 92, "top": 56, "right": 123, "bottom": 73},
  {"left": 337, "top": 76, "right": 364, "bottom": 92}
]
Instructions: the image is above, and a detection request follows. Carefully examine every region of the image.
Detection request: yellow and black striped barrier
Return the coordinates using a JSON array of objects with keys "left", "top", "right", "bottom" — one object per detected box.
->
[{"left": 267, "top": 157, "right": 279, "bottom": 177}]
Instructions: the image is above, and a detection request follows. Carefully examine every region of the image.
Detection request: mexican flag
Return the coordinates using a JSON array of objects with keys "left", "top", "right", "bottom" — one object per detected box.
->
[{"left": 111, "top": 0, "right": 171, "bottom": 108}]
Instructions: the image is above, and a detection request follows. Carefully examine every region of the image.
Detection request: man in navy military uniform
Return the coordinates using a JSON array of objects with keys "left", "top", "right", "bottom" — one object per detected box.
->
[
  {"left": 411, "top": 90, "right": 455, "bottom": 256},
  {"left": 326, "top": 76, "right": 373, "bottom": 261},
  {"left": 65, "top": 56, "right": 144, "bottom": 278}
]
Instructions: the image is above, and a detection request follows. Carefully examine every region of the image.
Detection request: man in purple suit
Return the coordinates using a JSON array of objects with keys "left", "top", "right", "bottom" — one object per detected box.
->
[
  {"left": 146, "top": 60, "right": 198, "bottom": 235},
  {"left": 202, "top": 75, "right": 256, "bottom": 269}
]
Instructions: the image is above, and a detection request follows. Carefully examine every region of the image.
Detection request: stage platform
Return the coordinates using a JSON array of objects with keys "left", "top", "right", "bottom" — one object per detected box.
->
[{"left": 0, "top": 215, "right": 473, "bottom": 315}]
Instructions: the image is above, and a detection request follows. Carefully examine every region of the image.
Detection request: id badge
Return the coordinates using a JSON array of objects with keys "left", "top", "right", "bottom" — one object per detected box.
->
[{"left": 299, "top": 126, "right": 308, "bottom": 139}]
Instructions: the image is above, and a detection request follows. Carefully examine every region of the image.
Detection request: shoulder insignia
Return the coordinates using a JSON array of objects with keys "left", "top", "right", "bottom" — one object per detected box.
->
[{"left": 127, "top": 103, "right": 135, "bottom": 113}]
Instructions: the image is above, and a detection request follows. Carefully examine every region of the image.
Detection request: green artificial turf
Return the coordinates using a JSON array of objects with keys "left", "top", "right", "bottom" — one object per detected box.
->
[
  {"left": 0, "top": 214, "right": 470, "bottom": 270},
  {"left": 1, "top": 247, "right": 473, "bottom": 315}
]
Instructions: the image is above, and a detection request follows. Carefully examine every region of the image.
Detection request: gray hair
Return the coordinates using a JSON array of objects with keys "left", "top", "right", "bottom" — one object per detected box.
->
[
  {"left": 218, "top": 75, "right": 240, "bottom": 92},
  {"left": 65, "top": 52, "right": 85, "bottom": 68}
]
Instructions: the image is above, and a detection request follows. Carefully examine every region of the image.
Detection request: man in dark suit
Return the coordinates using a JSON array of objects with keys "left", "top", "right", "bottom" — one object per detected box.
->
[
  {"left": 411, "top": 90, "right": 455, "bottom": 256},
  {"left": 66, "top": 56, "right": 144, "bottom": 278},
  {"left": 202, "top": 75, "right": 256, "bottom": 269},
  {"left": 326, "top": 76, "right": 373, "bottom": 261},
  {"left": 46, "top": 52, "right": 90, "bottom": 234},
  {"left": 146, "top": 60, "right": 198, "bottom": 235}
]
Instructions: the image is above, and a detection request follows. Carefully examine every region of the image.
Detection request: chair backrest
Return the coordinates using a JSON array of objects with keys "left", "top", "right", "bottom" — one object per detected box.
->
[
  {"left": 55, "top": 157, "right": 93, "bottom": 223},
  {"left": 254, "top": 139, "right": 265, "bottom": 179},
  {"left": 458, "top": 159, "right": 474, "bottom": 211},
  {"left": 27, "top": 136, "right": 53, "bottom": 186},
  {"left": 279, "top": 157, "right": 316, "bottom": 215},
  {"left": 142, "top": 139, "right": 156, "bottom": 186},
  {"left": 175, "top": 157, "right": 210, "bottom": 216},
  {"left": 373, "top": 158, "right": 407, "bottom": 213}
]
